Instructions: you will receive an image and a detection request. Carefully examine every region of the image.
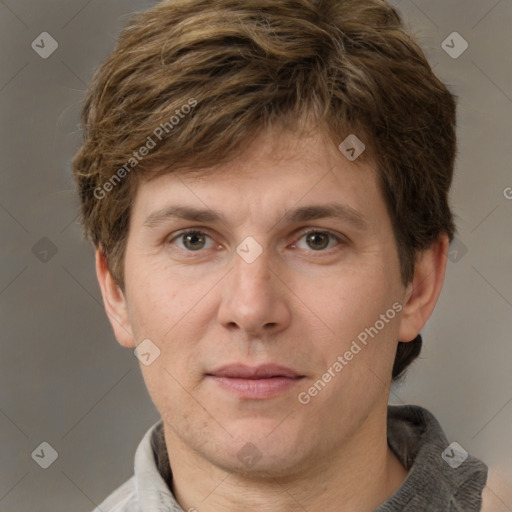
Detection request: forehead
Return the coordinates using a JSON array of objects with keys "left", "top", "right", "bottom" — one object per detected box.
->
[{"left": 131, "top": 127, "right": 385, "bottom": 230}]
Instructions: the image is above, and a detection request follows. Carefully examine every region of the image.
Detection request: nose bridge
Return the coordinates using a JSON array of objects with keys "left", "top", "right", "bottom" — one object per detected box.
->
[
  {"left": 231, "top": 241, "right": 273, "bottom": 296},
  {"left": 217, "top": 238, "right": 291, "bottom": 335}
]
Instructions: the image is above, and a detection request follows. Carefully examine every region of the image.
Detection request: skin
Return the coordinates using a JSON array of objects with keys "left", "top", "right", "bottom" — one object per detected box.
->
[{"left": 97, "top": 125, "right": 449, "bottom": 512}]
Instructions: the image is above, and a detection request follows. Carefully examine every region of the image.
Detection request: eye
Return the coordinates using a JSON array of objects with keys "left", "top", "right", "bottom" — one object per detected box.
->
[
  {"left": 168, "top": 228, "right": 344, "bottom": 254},
  {"left": 171, "top": 230, "right": 214, "bottom": 251},
  {"left": 294, "top": 230, "right": 341, "bottom": 252}
]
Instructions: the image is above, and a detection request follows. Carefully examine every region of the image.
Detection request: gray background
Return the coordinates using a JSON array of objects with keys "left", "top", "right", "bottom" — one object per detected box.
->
[{"left": 1, "top": 0, "right": 511, "bottom": 510}]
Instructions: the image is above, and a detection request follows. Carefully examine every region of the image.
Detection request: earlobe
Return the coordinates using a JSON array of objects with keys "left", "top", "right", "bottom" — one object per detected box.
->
[
  {"left": 398, "top": 234, "right": 450, "bottom": 342},
  {"left": 95, "top": 248, "right": 136, "bottom": 348}
]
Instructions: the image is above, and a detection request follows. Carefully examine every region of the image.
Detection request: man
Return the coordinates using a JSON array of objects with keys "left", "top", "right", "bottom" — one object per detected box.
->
[{"left": 73, "top": 0, "right": 488, "bottom": 510}]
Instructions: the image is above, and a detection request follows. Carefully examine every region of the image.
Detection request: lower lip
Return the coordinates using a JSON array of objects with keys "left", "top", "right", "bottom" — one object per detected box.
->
[{"left": 207, "top": 376, "right": 304, "bottom": 399}]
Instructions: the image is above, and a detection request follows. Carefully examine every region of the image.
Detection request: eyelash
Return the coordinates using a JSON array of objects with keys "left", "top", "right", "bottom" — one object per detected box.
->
[{"left": 168, "top": 228, "right": 344, "bottom": 255}]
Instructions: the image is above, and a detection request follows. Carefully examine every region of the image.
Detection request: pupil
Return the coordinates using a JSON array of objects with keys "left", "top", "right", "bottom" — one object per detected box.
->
[
  {"left": 185, "top": 233, "right": 204, "bottom": 250},
  {"left": 308, "top": 233, "right": 328, "bottom": 250}
]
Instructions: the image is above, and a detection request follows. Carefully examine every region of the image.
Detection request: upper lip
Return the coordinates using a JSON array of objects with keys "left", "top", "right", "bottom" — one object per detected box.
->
[{"left": 207, "top": 364, "right": 304, "bottom": 379}]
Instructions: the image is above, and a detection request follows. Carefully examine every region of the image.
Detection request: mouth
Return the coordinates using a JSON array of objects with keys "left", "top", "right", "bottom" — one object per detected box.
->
[{"left": 205, "top": 364, "right": 305, "bottom": 399}]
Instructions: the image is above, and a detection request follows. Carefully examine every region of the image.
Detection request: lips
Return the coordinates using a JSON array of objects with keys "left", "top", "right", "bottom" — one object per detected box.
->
[
  {"left": 206, "top": 364, "right": 305, "bottom": 399},
  {"left": 206, "top": 363, "right": 303, "bottom": 379}
]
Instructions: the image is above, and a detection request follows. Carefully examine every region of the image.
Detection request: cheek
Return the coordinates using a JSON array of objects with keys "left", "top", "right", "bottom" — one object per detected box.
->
[
  {"left": 125, "top": 282, "right": 176, "bottom": 341},
  {"left": 125, "top": 267, "right": 214, "bottom": 380},
  {"left": 124, "top": 256, "right": 199, "bottom": 340},
  {"left": 310, "top": 265, "right": 392, "bottom": 330},
  {"left": 305, "top": 261, "right": 401, "bottom": 372}
]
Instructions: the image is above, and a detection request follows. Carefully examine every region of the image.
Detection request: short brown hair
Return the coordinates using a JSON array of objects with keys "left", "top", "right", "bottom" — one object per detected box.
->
[{"left": 72, "top": 0, "right": 457, "bottom": 382}]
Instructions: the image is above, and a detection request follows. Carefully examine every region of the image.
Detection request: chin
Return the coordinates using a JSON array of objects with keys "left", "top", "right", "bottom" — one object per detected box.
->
[
  {"left": 218, "top": 424, "right": 309, "bottom": 476},
  {"left": 214, "top": 446, "right": 307, "bottom": 480}
]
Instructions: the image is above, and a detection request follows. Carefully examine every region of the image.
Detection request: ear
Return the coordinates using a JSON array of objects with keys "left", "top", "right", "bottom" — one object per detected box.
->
[
  {"left": 95, "top": 248, "right": 136, "bottom": 348},
  {"left": 398, "top": 233, "right": 450, "bottom": 342}
]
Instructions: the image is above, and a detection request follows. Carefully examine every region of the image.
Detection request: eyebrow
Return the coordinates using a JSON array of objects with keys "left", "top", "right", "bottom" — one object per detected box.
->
[{"left": 143, "top": 203, "right": 369, "bottom": 232}]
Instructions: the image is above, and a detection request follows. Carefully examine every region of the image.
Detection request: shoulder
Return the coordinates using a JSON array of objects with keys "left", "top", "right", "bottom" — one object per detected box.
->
[
  {"left": 91, "top": 421, "right": 169, "bottom": 512},
  {"left": 382, "top": 404, "right": 489, "bottom": 511},
  {"left": 91, "top": 475, "right": 139, "bottom": 512}
]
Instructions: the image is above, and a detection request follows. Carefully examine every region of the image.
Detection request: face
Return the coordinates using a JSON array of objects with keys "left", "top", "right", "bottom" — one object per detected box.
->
[{"left": 111, "top": 127, "right": 413, "bottom": 477}]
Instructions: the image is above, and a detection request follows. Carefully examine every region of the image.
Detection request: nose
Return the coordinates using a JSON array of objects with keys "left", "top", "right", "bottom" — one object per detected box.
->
[{"left": 217, "top": 245, "right": 292, "bottom": 340}]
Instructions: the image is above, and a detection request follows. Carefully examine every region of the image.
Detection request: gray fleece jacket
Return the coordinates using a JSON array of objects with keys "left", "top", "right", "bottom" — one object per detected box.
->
[{"left": 93, "top": 405, "right": 488, "bottom": 512}]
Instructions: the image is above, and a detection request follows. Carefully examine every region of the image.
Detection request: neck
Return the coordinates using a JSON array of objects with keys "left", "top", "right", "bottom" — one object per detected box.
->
[{"left": 163, "top": 403, "right": 408, "bottom": 512}]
